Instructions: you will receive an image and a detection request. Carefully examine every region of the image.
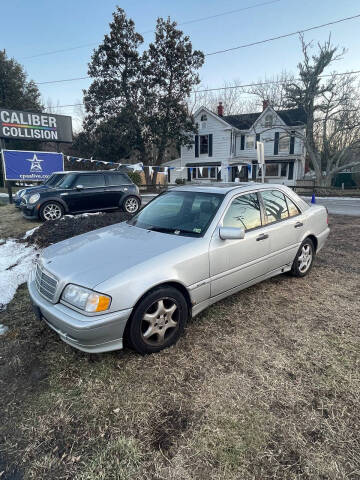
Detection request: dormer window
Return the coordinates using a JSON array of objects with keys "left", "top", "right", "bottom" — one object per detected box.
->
[
  {"left": 200, "top": 114, "right": 207, "bottom": 121},
  {"left": 264, "top": 114, "right": 273, "bottom": 128}
]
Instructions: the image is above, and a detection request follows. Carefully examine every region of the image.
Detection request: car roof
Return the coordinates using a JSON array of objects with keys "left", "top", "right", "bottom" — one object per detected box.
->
[{"left": 170, "top": 182, "right": 287, "bottom": 195}]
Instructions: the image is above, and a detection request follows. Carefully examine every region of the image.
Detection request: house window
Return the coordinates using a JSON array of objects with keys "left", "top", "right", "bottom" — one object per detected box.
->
[
  {"left": 200, "top": 114, "right": 207, "bottom": 121},
  {"left": 200, "top": 135, "right": 209, "bottom": 154},
  {"left": 257, "top": 163, "right": 288, "bottom": 178},
  {"left": 192, "top": 166, "right": 217, "bottom": 179},
  {"left": 279, "top": 134, "right": 290, "bottom": 153},
  {"left": 245, "top": 135, "right": 255, "bottom": 149},
  {"left": 264, "top": 114, "right": 273, "bottom": 127}
]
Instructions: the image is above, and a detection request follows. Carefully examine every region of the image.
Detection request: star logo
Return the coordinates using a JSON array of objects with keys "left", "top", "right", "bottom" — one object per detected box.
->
[{"left": 27, "top": 154, "right": 43, "bottom": 172}]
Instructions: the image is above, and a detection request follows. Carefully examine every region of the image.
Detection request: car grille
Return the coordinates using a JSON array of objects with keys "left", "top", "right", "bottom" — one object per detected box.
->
[{"left": 35, "top": 264, "right": 58, "bottom": 302}]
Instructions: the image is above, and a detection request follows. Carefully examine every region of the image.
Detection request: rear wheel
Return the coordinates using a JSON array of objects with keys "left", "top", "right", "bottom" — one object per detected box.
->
[
  {"left": 122, "top": 196, "right": 140, "bottom": 214},
  {"left": 39, "top": 202, "right": 64, "bottom": 221},
  {"left": 127, "top": 287, "right": 188, "bottom": 354},
  {"left": 291, "top": 238, "right": 315, "bottom": 277}
]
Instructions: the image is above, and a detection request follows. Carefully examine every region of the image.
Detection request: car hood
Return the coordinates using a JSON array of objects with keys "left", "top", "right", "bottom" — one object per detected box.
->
[
  {"left": 18, "top": 185, "right": 48, "bottom": 195},
  {"left": 41, "top": 222, "right": 195, "bottom": 289}
]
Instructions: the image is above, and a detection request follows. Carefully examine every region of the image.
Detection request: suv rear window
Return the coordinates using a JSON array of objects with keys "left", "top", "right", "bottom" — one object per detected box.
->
[
  {"left": 107, "top": 173, "right": 131, "bottom": 185},
  {"left": 76, "top": 174, "right": 106, "bottom": 188}
]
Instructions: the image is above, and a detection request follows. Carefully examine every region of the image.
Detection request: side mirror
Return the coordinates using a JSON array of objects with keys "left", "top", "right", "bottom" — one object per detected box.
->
[
  {"left": 219, "top": 226, "right": 245, "bottom": 240},
  {"left": 75, "top": 184, "right": 84, "bottom": 191}
]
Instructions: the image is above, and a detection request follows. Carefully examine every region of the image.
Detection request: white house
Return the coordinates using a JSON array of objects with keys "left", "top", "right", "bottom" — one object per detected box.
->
[{"left": 164, "top": 101, "right": 307, "bottom": 186}]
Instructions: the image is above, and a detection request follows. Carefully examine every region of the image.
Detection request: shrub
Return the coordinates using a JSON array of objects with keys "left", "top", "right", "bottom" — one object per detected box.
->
[
  {"left": 175, "top": 178, "right": 186, "bottom": 185},
  {"left": 127, "top": 171, "right": 142, "bottom": 186}
]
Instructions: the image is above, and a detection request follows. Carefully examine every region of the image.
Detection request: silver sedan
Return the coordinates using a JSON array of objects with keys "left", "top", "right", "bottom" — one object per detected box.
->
[{"left": 28, "top": 183, "right": 329, "bottom": 354}]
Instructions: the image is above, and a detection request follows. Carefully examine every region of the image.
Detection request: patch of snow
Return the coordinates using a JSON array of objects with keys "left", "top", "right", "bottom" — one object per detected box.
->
[
  {"left": 23, "top": 226, "right": 40, "bottom": 239},
  {"left": 0, "top": 324, "right": 9, "bottom": 335},
  {"left": 0, "top": 239, "right": 40, "bottom": 309},
  {"left": 61, "top": 212, "right": 103, "bottom": 220}
]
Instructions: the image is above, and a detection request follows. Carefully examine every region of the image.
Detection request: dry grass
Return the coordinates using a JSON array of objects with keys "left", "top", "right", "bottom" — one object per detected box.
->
[
  {"left": 0, "top": 215, "right": 359, "bottom": 479},
  {"left": 0, "top": 204, "right": 41, "bottom": 240}
]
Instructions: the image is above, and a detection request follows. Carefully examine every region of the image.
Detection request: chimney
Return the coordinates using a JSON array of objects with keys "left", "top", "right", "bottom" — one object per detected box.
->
[
  {"left": 262, "top": 99, "right": 269, "bottom": 111},
  {"left": 217, "top": 101, "right": 224, "bottom": 117}
]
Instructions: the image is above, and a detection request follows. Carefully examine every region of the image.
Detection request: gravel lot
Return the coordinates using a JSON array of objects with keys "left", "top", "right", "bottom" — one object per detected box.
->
[{"left": 0, "top": 210, "right": 359, "bottom": 480}]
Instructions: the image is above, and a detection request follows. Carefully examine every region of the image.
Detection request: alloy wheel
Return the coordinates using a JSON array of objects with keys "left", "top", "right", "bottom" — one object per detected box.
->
[
  {"left": 124, "top": 197, "right": 139, "bottom": 213},
  {"left": 141, "top": 298, "right": 179, "bottom": 346},
  {"left": 43, "top": 203, "right": 62, "bottom": 221},
  {"left": 298, "top": 244, "right": 313, "bottom": 273}
]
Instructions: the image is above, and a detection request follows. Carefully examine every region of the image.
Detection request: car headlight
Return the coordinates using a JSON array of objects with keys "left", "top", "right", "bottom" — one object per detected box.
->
[
  {"left": 28, "top": 193, "right": 40, "bottom": 204},
  {"left": 61, "top": 284, "right": 111, "bottom": 313},
  {"left": 17, "top": 189, "right": 25, "bottom": 197}
]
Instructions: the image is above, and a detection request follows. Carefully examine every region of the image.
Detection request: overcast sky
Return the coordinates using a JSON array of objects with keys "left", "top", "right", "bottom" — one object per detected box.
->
[{"left": 2, "top": 0, "right": 360, "bottom": 127}]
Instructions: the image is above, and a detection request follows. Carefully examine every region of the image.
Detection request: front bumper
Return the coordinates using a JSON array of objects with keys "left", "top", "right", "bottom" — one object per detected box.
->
[
  {"left": 28, "top": 273, "right": 132, "bottom": 353},
  {"left": 21, "top": 203, "right": 40, "bottom": 219}
]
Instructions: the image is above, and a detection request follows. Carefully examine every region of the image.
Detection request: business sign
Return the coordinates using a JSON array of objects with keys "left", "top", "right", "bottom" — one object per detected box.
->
[
  {"left": 0, "top": 108, "right": 73, "bottom": 143},
  {"left": 2, "top": 149, "right": 64, "bottom": 181}
]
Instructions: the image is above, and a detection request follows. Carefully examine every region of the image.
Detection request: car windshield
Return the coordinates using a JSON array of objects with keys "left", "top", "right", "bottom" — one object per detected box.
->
[
  {"left": 56, "top": 173, "right": 78, "bottom": 189},
  {"left": 44, "top": 173, "right": 65, "bottom": 186},
  {"left": 128, "top": 190, "right": 223, "bottom": 236}
]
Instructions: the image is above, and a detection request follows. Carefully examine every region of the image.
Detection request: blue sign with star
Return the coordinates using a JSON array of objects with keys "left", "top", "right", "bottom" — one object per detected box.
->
[{"left": 2, "top": 149, "right": 64, "bottom": 181}]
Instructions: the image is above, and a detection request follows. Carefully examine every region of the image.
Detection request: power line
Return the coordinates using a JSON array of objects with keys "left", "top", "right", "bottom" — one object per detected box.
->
[
  {"left": 20, "top": 0, "right": 281, "bottom": 60},
  {"left": 37, "top": 76, "right": 90, "bottom": 85},
  {"left": 44, "top": 69, "right": 360, "bottom": 110},
  {"left": 35, "top": 13, "right": 360, "bottom": 87},
  {"left": 205, "top": 13, "right": 360, "bottom": 56}
]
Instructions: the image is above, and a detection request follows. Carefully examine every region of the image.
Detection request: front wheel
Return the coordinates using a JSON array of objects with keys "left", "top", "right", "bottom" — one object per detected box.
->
[
  {"left": 291, "top": 238, "right": 315, "bottom": 277},
  {"left": 122, "top": 196, "right": 140, "bottom": 214},
  {"left": 127, "top": 287, "right": 188, "bottom": 354},
  {"left": 39, "top": 202, "right": 64, "bottom": 221}
]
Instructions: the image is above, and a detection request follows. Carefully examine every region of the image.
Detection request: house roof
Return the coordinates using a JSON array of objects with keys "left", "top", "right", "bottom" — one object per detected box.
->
[{"left": 222, "top": 107, "right": 307, "bottom": 130}]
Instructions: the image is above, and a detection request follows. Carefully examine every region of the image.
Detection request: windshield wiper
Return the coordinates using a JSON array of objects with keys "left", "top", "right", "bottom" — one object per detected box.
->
[
  {"left": 147, "top": 226, "right": 199, "bottom": 236},
  {"left": 146, "top": 226, "right": 176, "bottom": 234}
]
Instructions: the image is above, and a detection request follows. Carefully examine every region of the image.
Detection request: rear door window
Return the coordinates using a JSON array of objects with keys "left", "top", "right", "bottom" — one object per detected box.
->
[
  {"left": 261, "top": 190, "right": 289, "bottom": 223},
  {"left": 106, "top": 173, "right": 131, "bottom": 185},
  {"left": 76, "top": 174, "right": 106, "bottom": 188},
  {"left": 286, "top": 196, "right": 301, "bottom": 217},
  {"left": 223, "top": 193, "right": 262, "bottom": 231}
]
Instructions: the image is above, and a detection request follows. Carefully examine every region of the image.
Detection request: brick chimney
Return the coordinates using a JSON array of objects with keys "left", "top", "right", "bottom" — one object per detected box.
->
[
  {"left": 217, "top": 101, "right": 224, "bottom": 117},
  {"left": 262, "top": 99, "right": 270, "bottom": 111}
]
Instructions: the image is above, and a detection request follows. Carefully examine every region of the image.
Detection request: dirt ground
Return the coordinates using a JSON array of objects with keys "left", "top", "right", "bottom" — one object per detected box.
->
[
  {"left": 0, "top": 214, "right": 359, "bottom": 480},
  {"left": 0, "top": 205, "right": 42, "bottom": 240}
]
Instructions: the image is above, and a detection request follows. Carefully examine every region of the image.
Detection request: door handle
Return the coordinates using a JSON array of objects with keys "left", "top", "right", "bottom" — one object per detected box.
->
[
  {"left": 294, "top": 221, "right": 303, "bottom": 228},
  {"left": 256, "top": 233, "right": 269, "bottom": 241}
]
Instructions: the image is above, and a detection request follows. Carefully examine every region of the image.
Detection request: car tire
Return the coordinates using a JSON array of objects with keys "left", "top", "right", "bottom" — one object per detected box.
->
[
  {"left": 122, "top": 196, "right": 140, "bottom": 214},
  {"left": 127, "top": 286, "right": 188, "bottom": 354},
  {"left": 290, "top": 238, "right": 315, "bottom": 277},
  {"left": 39, "top": 201, "right": 64, "bottom": 221}
]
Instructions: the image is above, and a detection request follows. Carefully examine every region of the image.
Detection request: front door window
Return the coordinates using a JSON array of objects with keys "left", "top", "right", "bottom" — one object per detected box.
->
[{"left": 222, "top": 193, "right": 262, "bottom": 230}]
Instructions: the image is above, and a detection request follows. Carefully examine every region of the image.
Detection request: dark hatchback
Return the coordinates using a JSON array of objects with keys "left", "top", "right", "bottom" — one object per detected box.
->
[{"left": 20, "top": 170, "right": 141, "bottom": 221}]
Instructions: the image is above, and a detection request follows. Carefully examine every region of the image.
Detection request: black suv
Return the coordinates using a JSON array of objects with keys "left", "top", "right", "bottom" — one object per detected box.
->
[{"left": 20, "top": 170, "right": 141, "bottom": 221}]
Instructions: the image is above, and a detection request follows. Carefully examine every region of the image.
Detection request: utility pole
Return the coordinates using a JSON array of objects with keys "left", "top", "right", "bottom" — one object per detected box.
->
[{"left": 0, "top": 137, "right": 12, "bottom": 202}]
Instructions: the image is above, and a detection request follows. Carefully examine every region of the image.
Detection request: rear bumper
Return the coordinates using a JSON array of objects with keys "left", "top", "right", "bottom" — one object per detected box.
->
[
  {"left": 316, "top": 227, "right": 330, "bottom": 253},
  {"left": 28, "top": 272, "right": 132, "bottom": 353}
]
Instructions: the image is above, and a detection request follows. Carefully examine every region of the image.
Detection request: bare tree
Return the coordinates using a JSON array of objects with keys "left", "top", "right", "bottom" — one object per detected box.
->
[
  {"left": 244, "top": 71, "right": 295, "bottom": 110},
  {"left": 188, "top": 79, "right": 256, "bottom": 115},
  {"left": 285, "top": 35, "right": 360, "bottom": 186}
]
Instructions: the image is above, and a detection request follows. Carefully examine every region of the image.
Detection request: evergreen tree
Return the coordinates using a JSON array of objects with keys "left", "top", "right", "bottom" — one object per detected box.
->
[
  {"left": 142, "top": 17, "right": 204, "bottom": 183},
  {"left": 83, "top": 8, "right": 204, "bottom": 182},
  {"left": 0, "top": 50, "right": 43, "bottom": 150}
]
